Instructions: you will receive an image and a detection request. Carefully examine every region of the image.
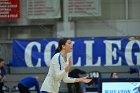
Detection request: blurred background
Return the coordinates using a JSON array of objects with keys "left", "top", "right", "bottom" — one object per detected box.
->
[{"left": 0, "top": 0, "right": 140, "bottom": 93}]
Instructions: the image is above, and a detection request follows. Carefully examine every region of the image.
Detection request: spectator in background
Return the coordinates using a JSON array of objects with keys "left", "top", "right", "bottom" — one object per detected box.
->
[
  {"left": 110, "top": 72, "right": 119, "bottom": 78},
  {"left": 17, "top": 76, "right": 40, "bottom": 93},
  {"left": 67, "top": 69, "right": 86, "bottom": 93},
  {"left": 0, "top": 58, "right": 7, "bottom": 93}
]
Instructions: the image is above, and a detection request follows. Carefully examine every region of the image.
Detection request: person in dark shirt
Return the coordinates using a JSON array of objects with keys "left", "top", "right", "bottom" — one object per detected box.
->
[
  {"left": 18, "top": 76, "right": 40, "bottom": 93},
  {"left": 67, "top": 69, "right": 86, "bottom": 93},
  {"left": 0, "top": 58, "right": 7, "bottom": 93}
]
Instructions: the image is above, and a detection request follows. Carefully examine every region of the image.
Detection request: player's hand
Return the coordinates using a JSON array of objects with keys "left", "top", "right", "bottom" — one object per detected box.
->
[
  {"left": 81, "top": 76, "right": 92, "bottom": 83},
  {"left": 65, "top": 56, "right": 72, "bottom": 73}
]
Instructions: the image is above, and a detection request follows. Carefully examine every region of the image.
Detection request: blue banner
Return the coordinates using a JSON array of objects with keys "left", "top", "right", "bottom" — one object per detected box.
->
[{"left": 10, "top": 37, "right": 140, "bottom": 67}]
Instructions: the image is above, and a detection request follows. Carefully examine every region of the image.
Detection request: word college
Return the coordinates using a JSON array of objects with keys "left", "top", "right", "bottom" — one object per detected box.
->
[{"left": 11, "top": 37, "right": 140, "bottom": 67}]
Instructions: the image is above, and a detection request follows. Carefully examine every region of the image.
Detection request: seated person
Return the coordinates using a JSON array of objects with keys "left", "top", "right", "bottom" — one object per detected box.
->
[
  {"left": 110, "top": 72, "right": 119, "bottom": 78},
  {"left": 0, "top": 58, "right": 7, "bottom": 93},
  {"left": 67, "top": 69, "right": 86, "bottom": 93}
]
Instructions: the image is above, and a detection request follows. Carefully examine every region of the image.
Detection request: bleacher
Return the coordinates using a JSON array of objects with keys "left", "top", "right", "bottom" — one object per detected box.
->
[{"left": 4, "top": 66, "right": 139, "bottom": 93}]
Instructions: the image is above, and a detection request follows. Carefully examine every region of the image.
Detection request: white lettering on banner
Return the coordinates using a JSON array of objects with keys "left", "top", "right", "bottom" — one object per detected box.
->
[
  {"left": 44, "top": 41, "right": 58, "bottom": 66},
  {"left": 74, "top": 40, "right": 101, "bottom": 66},
  {"left": 74, "top": 57, "right": 81, "bottom": 66},
  {"left": 84, "top": 41, "right": 97, "bottom": 66},
  {"left": 23, "top": 40, "right": 140, "bottom": 67},
  {"left": 104, "top": 40, "right": 122, "bottom": 66},
  {"left": 135, "top": 53, "right": 140, "bottom": 64},
  {"left": 125, "top": 40, "right": 140, "bottom": 65},
  {"left": 71, "top": 41, "right": 82, "bottom": 66},
  {"left": 74, "top": 41, "right": 95, "bottom": 66},
  {"left": 25, "top": 42, "right": 41, "bottom": 67}
]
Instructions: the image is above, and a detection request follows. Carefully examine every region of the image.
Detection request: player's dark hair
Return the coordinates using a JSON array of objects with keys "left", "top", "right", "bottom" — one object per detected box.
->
[{"left": 55, "top": 38, "right": 70, "bottom": 54}]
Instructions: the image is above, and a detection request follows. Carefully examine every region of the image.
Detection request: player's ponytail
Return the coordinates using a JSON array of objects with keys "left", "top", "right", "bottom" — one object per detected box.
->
[{"left": 55, "top": 46, "right": 61, "bottom": 54}]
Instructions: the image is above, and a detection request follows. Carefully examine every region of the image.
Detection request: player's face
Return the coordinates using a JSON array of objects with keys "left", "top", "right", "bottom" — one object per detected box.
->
[
  {"left": 63, "top": 40, "right": 72, "bottom": 53},
  {"left": 112, "top": 73, "right": 118, "bottom": 78}
]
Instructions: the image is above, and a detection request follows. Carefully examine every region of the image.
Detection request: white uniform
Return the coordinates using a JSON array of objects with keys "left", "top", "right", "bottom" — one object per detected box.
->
[{"left": 40, "top": 53, "right": 75, "bottom": 93}]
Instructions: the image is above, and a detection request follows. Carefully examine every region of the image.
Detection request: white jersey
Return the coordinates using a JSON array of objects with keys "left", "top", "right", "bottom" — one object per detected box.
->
[{"left": 40, "top": 53, "right": 75, "bottom": 93}]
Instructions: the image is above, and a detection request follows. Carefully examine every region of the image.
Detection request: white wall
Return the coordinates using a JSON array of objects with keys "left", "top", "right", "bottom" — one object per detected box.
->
[
  {"left": 0, "top": 0, "right": 140, "bottom": 40},
  {"left": 0, "top": 0, "right": 140, "bottom": 39},
  {"left": 75, "top": 0, "right": 140, "bottom": 37},
  {"left": 76, "top": 20, "right": 140, "bottom": 37}
]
